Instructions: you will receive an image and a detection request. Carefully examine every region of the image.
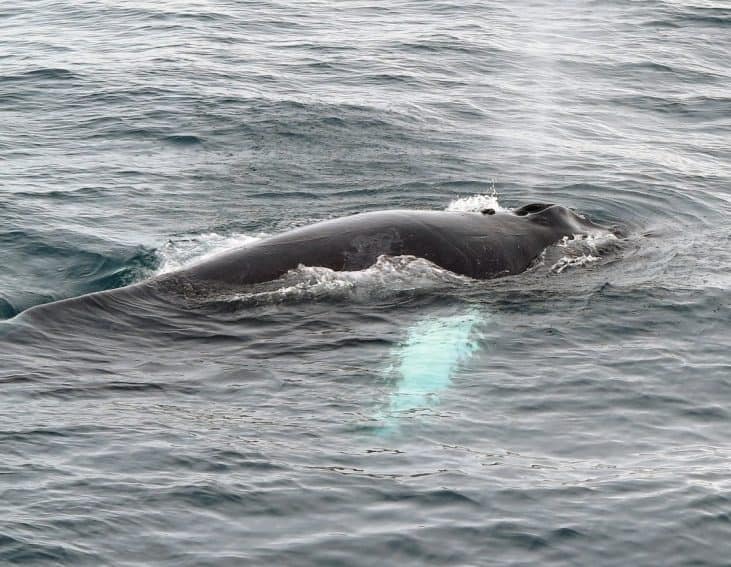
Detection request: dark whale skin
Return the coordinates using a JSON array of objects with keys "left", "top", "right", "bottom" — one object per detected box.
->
[{"left": 180, "top": 204, "right": 604, "bottom": 285}]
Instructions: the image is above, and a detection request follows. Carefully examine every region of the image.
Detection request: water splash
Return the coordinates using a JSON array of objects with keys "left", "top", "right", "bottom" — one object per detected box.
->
[{"left": 445, "top": 187, "right": 508, "bottom": 214}]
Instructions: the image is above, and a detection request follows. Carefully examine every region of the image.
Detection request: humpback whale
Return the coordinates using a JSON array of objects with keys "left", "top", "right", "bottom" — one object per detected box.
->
[
  {"left": 178, "top": 203, "right": 605, "bottom": 286},
  {"left": 9, "top": 203, "right": 608, "bottom": 324}
]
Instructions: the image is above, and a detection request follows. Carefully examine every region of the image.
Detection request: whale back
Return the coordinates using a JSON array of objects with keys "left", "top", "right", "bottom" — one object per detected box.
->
[{"left": 179, "top": 206, "right": 596, "bottom": 285}]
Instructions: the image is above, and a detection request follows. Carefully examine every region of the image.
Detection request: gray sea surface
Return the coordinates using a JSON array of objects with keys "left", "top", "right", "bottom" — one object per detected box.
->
[{"left": 1, "top": 1, "right": 730, "bottom": 565}]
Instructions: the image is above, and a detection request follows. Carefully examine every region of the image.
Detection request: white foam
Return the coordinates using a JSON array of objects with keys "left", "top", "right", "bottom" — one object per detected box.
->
[
  {"left": 550, "top": 254, "right": 600, "bottom": 274},
  {"left": 445, "top": 187, "right": 508, "bottom": 213},
  {"left": 550, "top": 232, "right": 617, "bottom": 274},
  {"left": 558, "top": 232, "right": 618, "bottom": 251},
  {"left": 225, "top": 255, "right": 471, "bottom": 304}
]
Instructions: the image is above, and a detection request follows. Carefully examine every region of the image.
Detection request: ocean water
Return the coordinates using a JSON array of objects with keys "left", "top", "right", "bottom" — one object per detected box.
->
[{"left": 1, "top": 1, "right": 730, "bottom": 565}]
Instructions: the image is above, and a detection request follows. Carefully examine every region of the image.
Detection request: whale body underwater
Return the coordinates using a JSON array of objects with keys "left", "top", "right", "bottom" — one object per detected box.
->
[
  {"left": 15, "top": 203, "right": 608, "bottom": 320},
  {"left": 179, "top": 203, "right": 606, "bottom": 286}
]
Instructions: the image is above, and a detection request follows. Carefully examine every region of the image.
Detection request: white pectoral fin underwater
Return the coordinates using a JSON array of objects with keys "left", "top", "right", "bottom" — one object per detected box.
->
[{"left": 373, "top": 306, "right": 485, "bottom": 435}]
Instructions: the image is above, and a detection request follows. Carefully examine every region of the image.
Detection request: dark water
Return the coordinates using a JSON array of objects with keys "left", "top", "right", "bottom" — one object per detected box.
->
[{"left": 2, "top": 1, "right": 730, "bottom": 565}]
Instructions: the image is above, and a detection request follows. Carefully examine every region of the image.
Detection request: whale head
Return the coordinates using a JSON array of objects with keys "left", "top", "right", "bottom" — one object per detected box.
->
[{"left": 513, "top": 203, "right": 606, "bottom": 237}]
